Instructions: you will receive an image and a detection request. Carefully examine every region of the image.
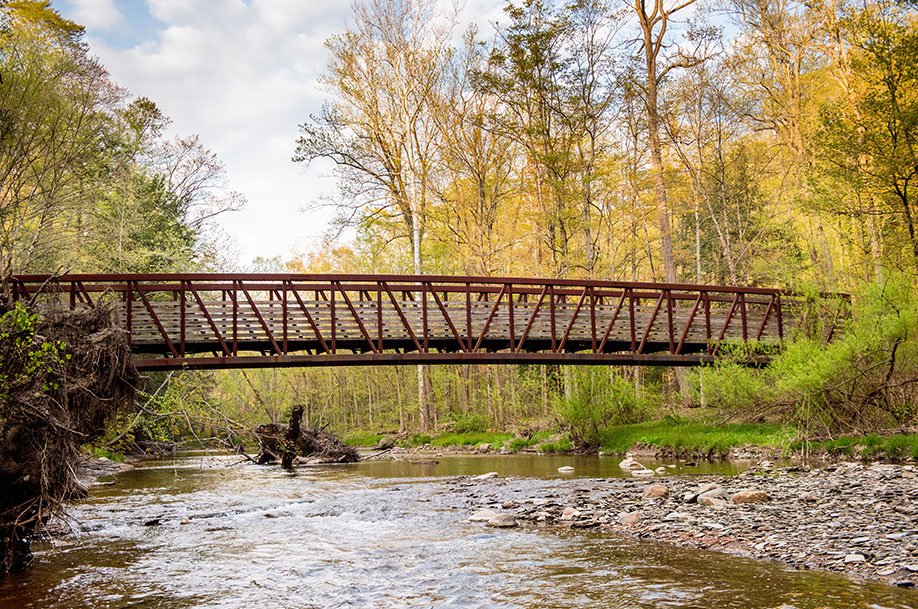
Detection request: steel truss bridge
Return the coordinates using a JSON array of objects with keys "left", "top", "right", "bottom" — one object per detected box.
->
[{"left": 8, "top": 273, "right": 819, "bottom": 371}]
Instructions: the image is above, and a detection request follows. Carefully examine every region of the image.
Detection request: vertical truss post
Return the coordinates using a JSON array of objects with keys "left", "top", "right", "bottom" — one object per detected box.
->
[
  {"left": 283, "top": 281, "right": 289, "bottom": 355},
  {"left": 377, "top": 281, "right": 383, "bottom": 352},
  {"left": 180, "top": 280, "right": 186, "bottom": 357},
  {"left": 508, "top": 283, "right": 515, "bottom": 352},
  {"left": 232, "top": 280, "right": 238, "bottom": 356},
  {"left": 465, "top": 282, "right": 472, "bottom": 352}
]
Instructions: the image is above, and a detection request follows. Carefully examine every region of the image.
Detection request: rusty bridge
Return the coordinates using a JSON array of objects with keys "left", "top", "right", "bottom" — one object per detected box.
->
[{"left": 9, "top": 273, "right": 811, "bottom": 371}]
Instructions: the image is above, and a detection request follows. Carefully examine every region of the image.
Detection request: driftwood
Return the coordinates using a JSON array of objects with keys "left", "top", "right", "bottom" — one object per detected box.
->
[{"left": 255, "top": 408, "right": 359, "bottom": 466}]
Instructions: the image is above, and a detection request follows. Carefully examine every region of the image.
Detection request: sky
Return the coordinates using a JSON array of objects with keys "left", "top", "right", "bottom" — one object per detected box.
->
[{"left": 57, "top": 0, "right": 505, "bottom": 268}]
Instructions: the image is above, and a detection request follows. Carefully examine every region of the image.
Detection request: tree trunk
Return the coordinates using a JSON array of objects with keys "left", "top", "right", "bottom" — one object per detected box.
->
[{"left": 282, "top": 405, "right": 303, "bottom": 470}]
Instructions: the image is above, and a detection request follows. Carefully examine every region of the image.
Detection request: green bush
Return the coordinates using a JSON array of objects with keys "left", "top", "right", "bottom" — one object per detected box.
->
[
  {"left": 343, "top": 431, "right": 384, "bottom": 446},
  {"left": 443, "top": 412, "right": 489, "bottom": 433},
  {"left": 508, "top": 430, "right": 556, "bottom": 451},
  {"left": 554, "top": 367, "right": 651, "bottom": 447},
  {"left": 693, "top": 276, "right": 918, "bottom": 435},
  {"left": 537, "top": 436, "right": 573, "bottom": 453},
  {"left": 429, "top": 432, "right": 513, "bottom": 447}
]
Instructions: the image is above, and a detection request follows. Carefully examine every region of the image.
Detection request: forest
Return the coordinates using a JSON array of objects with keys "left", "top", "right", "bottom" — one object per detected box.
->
[{"left": 2, "top": 0, "right": 917, "bottom": 459}]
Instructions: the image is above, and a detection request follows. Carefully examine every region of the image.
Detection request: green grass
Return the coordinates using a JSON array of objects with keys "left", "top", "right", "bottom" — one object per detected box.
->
[
  {"left": 428, "top": 432, "right": 513, "bottom": 447},
  {"left": 85, "top": 446, "right": 125, "bottom": 462},
  {"left": 508, "top": 430, "right": 557, "bottom": 451},
  {"left": 538, "top": 436, "right": 574, "bottom": 453},
  {"left": 343, "top": 431, "right": 384, "bottom": 447},
  {"left": 801, "top": 433, "right": 918, "bottom": 460},
  {"left": 596, "top": 419, "right": 797, "bottom": 457}
]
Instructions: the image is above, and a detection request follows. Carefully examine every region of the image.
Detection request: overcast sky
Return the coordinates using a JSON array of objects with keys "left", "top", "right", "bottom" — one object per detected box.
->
[{"left": 57, "top": 0, "right": 504, "bottom": 268}]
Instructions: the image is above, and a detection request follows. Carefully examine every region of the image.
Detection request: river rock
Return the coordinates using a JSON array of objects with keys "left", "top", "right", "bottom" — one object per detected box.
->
[
  {"left": 643, "top": 484, "right": 669, "bottom": 499},
  {"left": 561, "top": 507, "right": 580, "bottom": 521},
  {"left": 618, "top": 511, "right": 643, "bottom": 525},
  {"left": 487, "top": 514, "right": 518, "bottom": 528},
  {"left": 632, "top": 469, "right": 655, "bottom": 477},
  {"left": 557, "top": 466, "right": 575, "bottom": 473},
  {"left": 844, "top": 554, "right": 866, "bottom": 564},
  {"left": 473, "top": 472, "right": 499, "bottom": 480},
  {"left": 730, "top": 490, "right": 770, "bottom": 504},
  {"left": 655, "top": 467, "right": 667, "bottom": 474},
  {"left": 477, "top": 443, "right": 491, "bottom": 453},
  {"left": 698, "top": 495, "right": 728, "bottom": 507},
  {"left": 469, "top": 509, "right": 499, "bottom": 522},
  {"left": 619, "top": 456, "right": 645, "bottom": 470}
]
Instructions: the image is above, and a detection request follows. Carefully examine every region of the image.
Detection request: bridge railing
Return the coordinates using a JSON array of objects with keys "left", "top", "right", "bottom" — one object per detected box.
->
[{"left": 8, "top": 273, "right": 822, "bottom": 369}]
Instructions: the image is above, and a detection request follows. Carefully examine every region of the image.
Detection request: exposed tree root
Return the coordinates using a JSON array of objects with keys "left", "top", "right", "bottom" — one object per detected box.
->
[{"left": 0, "top": 298, "right": 137, "bottom": 574}]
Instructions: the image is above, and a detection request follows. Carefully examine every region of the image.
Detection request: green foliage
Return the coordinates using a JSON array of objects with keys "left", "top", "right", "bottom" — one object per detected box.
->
[
  {"left": 797, "top": 433, "right": 918, "bottom": 461},
  {"left": 553, "top": 367, "right": 652, "bottom": 447},
  {"left": 507, "top": 430, "right": 556, "bottom": 450},
  {"left": 537, "top": 435, "right": 573, "bottom": 453},
  {"left": 84, "top": 445, "right": 125, "bottom": 463},
  {"left": 429, "top": 432, "right": 513, "bottom": 447},
  {"left": 0, "top": 303, "right": 68, "bottom": 403},
  {"left": 443, "top": 412, "right": 489, "bottom": 433},
  {"left": 694, "top": 276, "right": 918, "bottom": 434},
  {"left": 597, "top": 420, "right": 796, "bottom": 456},
  {"left": 343, "top": 431, "right": 384, "bottom": 446}
]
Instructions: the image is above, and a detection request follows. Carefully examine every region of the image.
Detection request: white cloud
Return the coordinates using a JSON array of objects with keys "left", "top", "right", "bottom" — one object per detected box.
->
[
  {"left": 69, "top": 0, "right": 128, "bottom": 31},
  {"left": 72, "top": 0, "right": 508, "bottom": 267}
]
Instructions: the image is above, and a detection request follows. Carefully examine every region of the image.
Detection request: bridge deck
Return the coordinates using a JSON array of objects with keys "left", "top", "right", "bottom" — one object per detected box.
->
[{"left": 10, "top": 274, "right": 803, "bottom": 370}]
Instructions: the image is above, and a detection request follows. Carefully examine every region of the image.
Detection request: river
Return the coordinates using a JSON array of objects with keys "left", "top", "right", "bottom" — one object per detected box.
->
[{"left": 0, "top": 453, "right": 915, "bottom": 608}]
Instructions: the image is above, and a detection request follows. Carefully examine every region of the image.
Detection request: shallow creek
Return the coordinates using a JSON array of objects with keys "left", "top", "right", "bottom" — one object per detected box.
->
[{"left": 0, "top": 454, "right": 915, "bottom": 608}]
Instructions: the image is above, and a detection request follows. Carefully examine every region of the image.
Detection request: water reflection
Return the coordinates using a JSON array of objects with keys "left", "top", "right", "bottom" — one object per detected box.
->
[{"left": 0, "top": 454, "right": 913, "bottom": 608}]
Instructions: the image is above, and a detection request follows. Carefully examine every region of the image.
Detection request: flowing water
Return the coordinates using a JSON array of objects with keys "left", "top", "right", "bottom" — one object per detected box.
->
[{"left": 0, "top": 453, "right": 915, "bottom": 609}]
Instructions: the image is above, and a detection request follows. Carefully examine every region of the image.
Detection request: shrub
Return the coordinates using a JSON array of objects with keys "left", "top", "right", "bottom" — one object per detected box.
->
[{"left": 554, "top": 367, "right": 651, "bottom": 447}]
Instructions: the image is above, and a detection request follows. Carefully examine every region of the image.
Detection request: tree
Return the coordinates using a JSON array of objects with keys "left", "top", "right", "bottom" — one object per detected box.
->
[
  {"left": 294, "top": 0, "right": 454, "bottom": 431},
  {"left": 630, "top": 0, "right": 712, "bottom": 283}
]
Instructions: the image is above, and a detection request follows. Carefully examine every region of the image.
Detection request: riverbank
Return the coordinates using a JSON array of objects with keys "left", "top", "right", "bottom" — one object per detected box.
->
[
  {"left": 453, "top": 460, "right": 918, "bottom": 588},
  {"left": 348, "top": 421, "right": 918, "bottom": 463}
]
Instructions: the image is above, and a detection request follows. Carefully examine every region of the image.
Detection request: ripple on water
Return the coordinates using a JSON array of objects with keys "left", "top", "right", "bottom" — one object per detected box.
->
[{"left": 0, "top": 455, "right": 915, "bottom": 608}]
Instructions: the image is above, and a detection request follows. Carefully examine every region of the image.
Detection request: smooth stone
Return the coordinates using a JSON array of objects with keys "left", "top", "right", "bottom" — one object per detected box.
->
[
  {"left": 472, "top": 472, "right": 499, "bottom": 480},
  {"left": 618, "top": 511, "right": 643, "bottom": 525},
  {"left": 664, "top": 511, "right": 691, "bottom": 522},
  {"left": 477, "top": 443, "right": 491, "bottom": 453},
  {"left": 698, "top": 495, "right": 728, "bottom": 507},
  {"left": 844, "top": 554, "right": 866, "bottom": 564},
  {"left": 180, "top": 517, "right": 191, "bottom": 525},
  {"left": 887, "top": 532, "right": 909, "bottom": 539},
  {"left": 469, "top": 509, "right": 499, "bottom": 522},
  {"left": 697, "top": 482, "right": 721, "bottom": 495},
  {"left": 699, "top": 488, "right": 729, "bottom": 502},
  {"left": 619, "top": 456, "right": 646, "bottom": 471},
  {"left": 642, "top": 484, "right": 669, "bottom": 499},
  {"left": 557, "top": 466, "right": 575, "bottom": 473},
  {"left": 851, "top": 536, "right": 870, "bottom": 544},
  {"left": 487, "top": 514, "right": 518, "bottom": 528},
  {"left": 730, "top": 490, "right": 770, "bottom": 504},
  {"left": 655, "top": 467, "right": 667, "bottom": 474},
  {"left": 631, "top": 469, "right": 655, "bottom": 477},
  {"left": 560, "top": 507, "right": 581, "bottom": 521}
]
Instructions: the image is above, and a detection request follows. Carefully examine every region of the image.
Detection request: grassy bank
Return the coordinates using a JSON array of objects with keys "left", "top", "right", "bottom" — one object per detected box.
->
[
  {"left": 342, "top": 421, "right": 918, "bottom": 461},
  {"left": 597, "top": 420, "right": 797, "bottom": 457},
  {"left": 799, "top": 433, "right": 918, "bottom": 460}
]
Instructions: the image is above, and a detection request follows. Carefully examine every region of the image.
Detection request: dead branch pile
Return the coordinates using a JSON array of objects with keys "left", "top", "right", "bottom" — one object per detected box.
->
[
  {"left": 0, "top": 299, "right": 137, "bottom": 574},
  {"left": 254, "top": 408, "right": 359, "bottom": 465}
]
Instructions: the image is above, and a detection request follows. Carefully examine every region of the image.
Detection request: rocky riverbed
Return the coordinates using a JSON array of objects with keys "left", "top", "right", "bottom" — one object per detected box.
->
[{"left": 448, "top": 460, "right": 918, "bottom": 589}]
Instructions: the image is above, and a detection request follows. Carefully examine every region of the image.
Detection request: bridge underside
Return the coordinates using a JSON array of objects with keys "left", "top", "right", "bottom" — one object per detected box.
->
[{"left": 10, "top": 273, "right": 796, "bottom": 372}]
